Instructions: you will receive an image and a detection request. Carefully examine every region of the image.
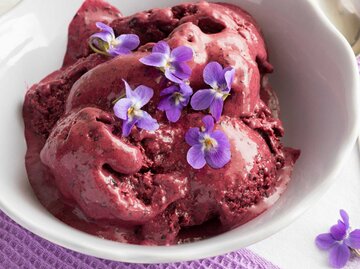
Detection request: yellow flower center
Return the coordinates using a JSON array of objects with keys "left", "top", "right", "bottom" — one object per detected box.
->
[
  {"left": 172, "top": 92, "right": 184, "bottom": 105},
  {"left": 212, "top": 84, "right": 230, "bottom": 100},
  {"left": 164, "top": 60, "right": 171, "bottom": 69},
  {"left": 127, "top": 106, "right": 135, "bottom": 118},
  {"left": 202, "top": 135, "right": 217, "bottom": 151},
  {"left": 159, "top": 59, "right": 172, "bottom": 73},
  {"left": 110, "top": 38, "right": 120, "bottom": 48},
  {"left": 127, "top": 103, "right": 142, "bottom": 120}
]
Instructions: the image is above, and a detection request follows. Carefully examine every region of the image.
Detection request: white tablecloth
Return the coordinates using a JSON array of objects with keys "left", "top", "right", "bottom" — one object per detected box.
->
[{"left": 250, "top": 146, "right": 360, "bottom": 269}]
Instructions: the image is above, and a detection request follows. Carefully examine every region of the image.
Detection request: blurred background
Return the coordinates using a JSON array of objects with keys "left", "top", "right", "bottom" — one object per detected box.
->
[{"left": 315, "top": 0, "right": 360, "bottom": 55}]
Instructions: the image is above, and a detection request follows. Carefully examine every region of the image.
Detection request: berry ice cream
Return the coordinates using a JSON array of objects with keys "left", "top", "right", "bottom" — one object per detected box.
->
[{"left": 23, "top": 0, "right": 300, "bottom": 245}]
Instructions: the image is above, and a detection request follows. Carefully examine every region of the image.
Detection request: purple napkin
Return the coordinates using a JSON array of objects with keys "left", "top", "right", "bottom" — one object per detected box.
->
[{"left": 0, "top": 211, "right": 279, "bottom": 269}]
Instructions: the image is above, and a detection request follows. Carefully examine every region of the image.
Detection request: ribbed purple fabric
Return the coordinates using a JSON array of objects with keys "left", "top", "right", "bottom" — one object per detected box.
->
[{"left": 0, "top": 211, "right": 279, "bottom": 269}]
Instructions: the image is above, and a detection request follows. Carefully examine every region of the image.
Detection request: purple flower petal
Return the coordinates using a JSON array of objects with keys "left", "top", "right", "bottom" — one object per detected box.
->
[
  {"left": 211, "top": 130, "right": 231, "bottom": 149},
  {"left": 133, "top": 85, "right": 153, "bottom": 107},
  {"left": 315, "top": 233, "right": 337, "bottom": 250},
  {"left": 178, "top": 84, "right": 193, "bottom": 106},
  {"left": 187, "top": 144, "right": 206, "bottom": 169},
  {"left": 140, "top": 53, "right": 168, "bottom": 67},
  {"left": 108, "top": 46, "right": 132, "bottom": 56},
  {"left": 185, "top": 115, "right": 231, "bottom": 170},
  {"left": 202, "top": 115, "right": 215, "bottom": 132},
  {"left": 122, "top": 119, "right": 137, "bottom": 137},
  {"left": 331, "top": 221, "right": 347, "bottom": 241},
  {"left": 115, "top": 81, "right": 157, "bottom": 136},
  {"left": 185, "top": 127, "right": 200, "bottom": 146},
  {"left": 224, "top": 68, "right": 235, "bottom": 90},
  {"left": 115, "top": 34, "right": 140, "bottom": 51},
  {"left": 136, "top": 111, "right": 159, "bottom": 131},
  {"left": 113, "top": 98, "right": 132, "bottom": 120},
  {"left": 158, "top": 96, "right": 172, "bottom": 111},
  {"left": 165, "top": 106, "right": 182, "bottom": 122},
  {"left": 153, "top": 41, "right": 170, "bottom": 55},
  {"left": 340, "top": 209, "right": 349, "bottom": 229},
  {"left": 90, "top": 32, "right": 113, "bottom": 43},
  {"left": 203, "top": 129, "right": 231, "bottom": 169},
  {"left": 164, "top": 69, "right": 183, "bottom": 83},
  {"left": 90, "top": 23, "right": 139, "bottom": 57},
  {"left": 203, "top": 62, "right": 224, "bottom": 87},
  {"left": 209, "top": 97, "right": 224, "bottom": 121},
  {"left": 179, "top": 83, "right": 193, "bottom": 97},
  {"left": 95, "top": 22, "right": 114, "bottom": 36},
  {"left": 139, "top": 41, "right": 193, "bottom": 83},
  {"left": 123, "top": 80, "right": 135, "bottom": 99},
  {"left": 172, "top": 62, "right": 192, "bottom": 80},
  {"left": 171, "top": 46, "right": 193, "bottom": 62},
  {"left": 329, "top": 242, "right": 350, "bottom": 269},
  {"left": 160, "top": 85, "right": 179, "bottom": 96},
  {"left": 190, "top": 89, "right": 215, "bottom": 110},
  {"left": 345, "top": 229, "right": 360, "bottom": 249},
  {"left": 180, "top": 96, "right": 190, "bottom": 107},
  {"left": 205, "top": 144, "right": 231, "bottom": 169}
]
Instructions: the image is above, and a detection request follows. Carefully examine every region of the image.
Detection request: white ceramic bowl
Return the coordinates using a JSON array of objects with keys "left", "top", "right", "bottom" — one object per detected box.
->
[{"left": 0, "top": 0, "right": 359, "bottom": 263}]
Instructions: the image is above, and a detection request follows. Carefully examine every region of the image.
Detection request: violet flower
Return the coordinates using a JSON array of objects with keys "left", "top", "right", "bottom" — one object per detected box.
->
[
  {"left": 185, "top": 115, "right": 231, "bottom": 169},
  {"left": 89, "top": 22, "right": 140, "bottom": 56},
  {"left": 315, "top": 209, "right": 360, "bottom": 268},
  {"left": 190, "top": 61, "right": 235, "bottom": 121},
  {"left": 113, "top": 80, "right": 159, "bottom": 136},
  {"left": 139, "top": 41, "right": 193, "bottom": 83},
  {"left": 158, "top": 83, "right": 193, "bottom": 122}
]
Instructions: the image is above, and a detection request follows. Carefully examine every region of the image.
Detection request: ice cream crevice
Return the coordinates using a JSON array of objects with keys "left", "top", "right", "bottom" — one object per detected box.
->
[{"left": 197, "top": 17, "right": 226, "bottom": 34}]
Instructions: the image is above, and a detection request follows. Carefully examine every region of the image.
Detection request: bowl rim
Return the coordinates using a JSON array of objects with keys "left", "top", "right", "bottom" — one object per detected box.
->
[{"left": 0, "top": 0, "right": 359, "bottom": 263}]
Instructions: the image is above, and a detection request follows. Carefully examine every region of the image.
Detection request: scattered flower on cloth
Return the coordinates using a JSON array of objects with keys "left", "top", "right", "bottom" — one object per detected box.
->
[{"left": 315, "top": 209, "right": 360, "bottom": 268}]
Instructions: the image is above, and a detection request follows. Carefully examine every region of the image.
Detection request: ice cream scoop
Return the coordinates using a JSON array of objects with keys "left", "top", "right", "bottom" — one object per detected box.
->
[{"left": 23, "top": 0, "right": 299, "bottom": 245}]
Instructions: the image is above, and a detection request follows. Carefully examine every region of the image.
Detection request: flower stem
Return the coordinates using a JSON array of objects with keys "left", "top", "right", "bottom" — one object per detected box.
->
[
  {"left": 88, "top": 39, "right": 111, "bottom": 56},
  {"left": 112, "top": 91, "right": 126, "bottom": 104},
  {"left": 223, "top": 93, "right": 231, "bottom": 101},
  {"left": 352, "top": 248, "right": 360, "bottom": 257}
]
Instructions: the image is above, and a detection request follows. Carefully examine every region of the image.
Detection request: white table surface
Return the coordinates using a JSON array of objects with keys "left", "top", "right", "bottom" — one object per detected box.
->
[
  {"left": 1, "top": 1, "right": 359, "bottom": 269},
  {"left": 250, "top": 146, "right": 360, "bottom": 269}
]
